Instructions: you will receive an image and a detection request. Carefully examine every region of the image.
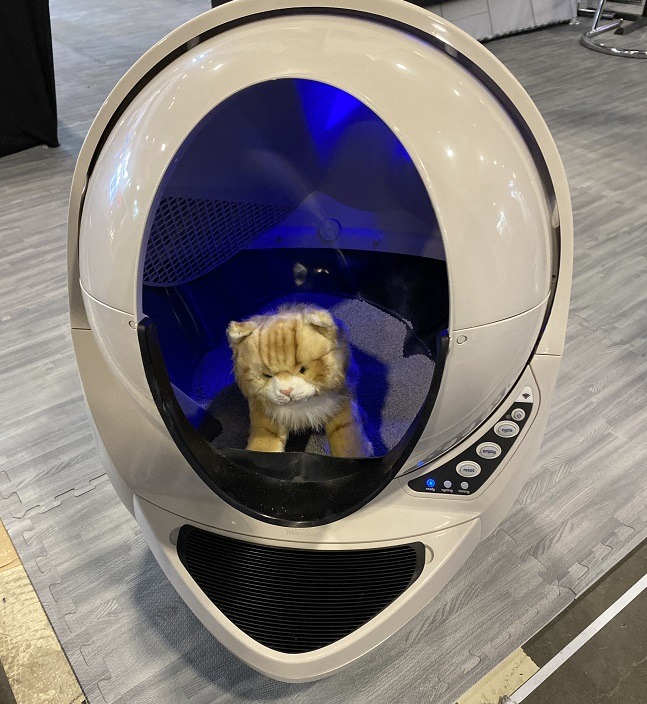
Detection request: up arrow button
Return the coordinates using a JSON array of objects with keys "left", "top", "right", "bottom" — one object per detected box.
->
[{"left": 515, "top": 386, "right": 534, "bottom": 404}]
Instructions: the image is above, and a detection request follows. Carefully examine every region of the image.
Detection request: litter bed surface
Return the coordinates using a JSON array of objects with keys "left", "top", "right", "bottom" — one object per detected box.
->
[{"left": 186, "top": 294, "right": 435, "bottom": 456}]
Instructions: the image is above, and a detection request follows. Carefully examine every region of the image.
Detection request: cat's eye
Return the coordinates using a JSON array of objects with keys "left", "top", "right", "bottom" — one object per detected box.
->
[
  {"left": 299, "top": 366, "right": 307, "bottom": 374},
  {"left": 263, "top": 373, "right": 272, "bottom": 379}
]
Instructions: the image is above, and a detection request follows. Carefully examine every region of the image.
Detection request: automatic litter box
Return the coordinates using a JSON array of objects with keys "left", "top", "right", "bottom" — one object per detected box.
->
[{"left": 68, "top": 0, "right": 572, "bottom": 682}]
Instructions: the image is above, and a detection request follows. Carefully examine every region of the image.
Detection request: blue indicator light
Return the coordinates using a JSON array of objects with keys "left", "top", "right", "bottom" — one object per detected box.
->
[{"left": 426, "top": 478, "right": 436, "bottom": 488}]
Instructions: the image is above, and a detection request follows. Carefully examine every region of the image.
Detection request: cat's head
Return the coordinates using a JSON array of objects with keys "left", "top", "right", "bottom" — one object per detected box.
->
[{"left": 227, "top": 305, "right": 349, "bottom": 408}]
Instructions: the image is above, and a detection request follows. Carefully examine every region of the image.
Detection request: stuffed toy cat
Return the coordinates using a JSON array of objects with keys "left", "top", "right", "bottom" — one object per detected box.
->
[{"left": 227, "top": 304, "right": 372, "bottom": 458}]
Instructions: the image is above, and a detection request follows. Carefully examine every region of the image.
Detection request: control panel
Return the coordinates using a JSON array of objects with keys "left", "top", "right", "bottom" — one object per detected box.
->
[{"left": 407, "top": 386, "right": 535, "bottom": 496}]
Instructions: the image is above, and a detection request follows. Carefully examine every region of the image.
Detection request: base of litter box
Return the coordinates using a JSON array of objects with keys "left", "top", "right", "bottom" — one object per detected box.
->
[{"left": 179, "top": 293, "right": 435, "bottom": 458}]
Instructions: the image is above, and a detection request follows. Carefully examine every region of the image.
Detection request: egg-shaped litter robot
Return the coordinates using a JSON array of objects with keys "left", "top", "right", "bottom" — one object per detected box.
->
[{"left": 68, "top": 0, "right": 572, "bottom": 682}]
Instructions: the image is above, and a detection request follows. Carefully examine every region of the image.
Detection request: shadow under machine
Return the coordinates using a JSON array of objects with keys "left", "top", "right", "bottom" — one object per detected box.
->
[{"left": 68, "top": 0, "right": 573, "bottom": 682}]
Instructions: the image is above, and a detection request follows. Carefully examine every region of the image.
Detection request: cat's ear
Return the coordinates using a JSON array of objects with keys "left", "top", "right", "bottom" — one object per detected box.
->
[
  {"left": 227, "top": 320, "right": 257, "bottom": 348},
  {"left": 305, "top": 310, "right": 338, "bottom": 341}
]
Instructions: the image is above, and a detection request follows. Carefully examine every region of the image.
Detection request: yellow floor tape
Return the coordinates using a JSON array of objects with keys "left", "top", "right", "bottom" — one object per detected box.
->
[
  {"left": 457, "top": 648, "right": 539, "bottom": 704},
  {"left": 0, "top": 522, "right": 86, "bottom": 704}
]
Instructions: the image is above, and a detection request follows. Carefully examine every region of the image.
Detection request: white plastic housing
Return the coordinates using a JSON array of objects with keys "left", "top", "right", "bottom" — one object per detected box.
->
[
  {"left": 72, "top": 2, "right": 569, "bottom": 460},
  {"left": 68, "top": 0, "right": 572, "bottom": 683}
]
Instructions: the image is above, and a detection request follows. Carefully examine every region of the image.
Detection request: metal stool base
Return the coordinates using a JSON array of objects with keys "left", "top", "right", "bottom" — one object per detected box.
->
[{"left": 579, "top": 0, "right": 647, "bottom": 58}]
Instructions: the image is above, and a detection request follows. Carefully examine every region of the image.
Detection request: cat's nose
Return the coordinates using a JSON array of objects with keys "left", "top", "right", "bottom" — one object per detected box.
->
[{"left": 280, "top": 387, "right": 294, "bottom": 397}]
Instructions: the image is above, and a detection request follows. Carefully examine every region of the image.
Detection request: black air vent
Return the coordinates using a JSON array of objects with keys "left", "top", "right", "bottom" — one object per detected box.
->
[{"left": 177, "top": 526, "right": 424, "bottom": 654}]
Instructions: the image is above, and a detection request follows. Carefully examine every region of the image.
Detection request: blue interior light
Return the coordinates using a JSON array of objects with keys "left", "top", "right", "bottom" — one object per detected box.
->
[
  {"left": 294, "top": 79, "right": 417, "bottom": 169},
  {"left": 296, "top": 80, "right": 364, "bottom": 137},
  {"left": 324, "top": 91, "right": 364, "bottom": 131}
]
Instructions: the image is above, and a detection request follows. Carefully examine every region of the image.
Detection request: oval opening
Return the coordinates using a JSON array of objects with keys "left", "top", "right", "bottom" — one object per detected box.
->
[{"left": 139, "top": 78, "right": 449, "bottom": 525}]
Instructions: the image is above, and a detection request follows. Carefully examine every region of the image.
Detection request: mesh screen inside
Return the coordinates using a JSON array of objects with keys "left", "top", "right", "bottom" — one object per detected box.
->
[{"left": 143, "top": 195, "right": 292, "bottom": 286}]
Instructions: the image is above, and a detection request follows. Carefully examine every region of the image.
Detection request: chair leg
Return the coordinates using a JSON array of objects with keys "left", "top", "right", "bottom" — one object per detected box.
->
[{"left": 588, "top": 0, "right": 623, "bottom": 36}]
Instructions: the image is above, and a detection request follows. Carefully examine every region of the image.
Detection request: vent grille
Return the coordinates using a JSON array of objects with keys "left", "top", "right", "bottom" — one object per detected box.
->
[
  {"left": 143, "top": 196, "right": 292, "bottom": 286},
  {"left": 177, "top": 526, "right": 424, "bottom": 654}
]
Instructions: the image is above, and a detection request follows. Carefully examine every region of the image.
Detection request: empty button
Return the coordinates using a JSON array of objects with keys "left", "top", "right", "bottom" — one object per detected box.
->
[
  {"left": 444, "top": 480, "right": 452, "bottom": 489},
  {"left": 476, "top": 442, "right": 502, "bottom": 460},
  {"left": 461, "top": 482, "right": 469, "bottom": 490}
]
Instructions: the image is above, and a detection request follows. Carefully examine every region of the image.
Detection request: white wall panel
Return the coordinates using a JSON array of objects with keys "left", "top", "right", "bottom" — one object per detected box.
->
[{"left": 427, "top": 0, "right": 575, "bottom": 39}]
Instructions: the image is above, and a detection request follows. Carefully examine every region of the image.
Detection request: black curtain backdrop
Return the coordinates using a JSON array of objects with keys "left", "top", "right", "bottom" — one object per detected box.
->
[{"left": 0, "top": 0, "right": 59, "bottom": 158}]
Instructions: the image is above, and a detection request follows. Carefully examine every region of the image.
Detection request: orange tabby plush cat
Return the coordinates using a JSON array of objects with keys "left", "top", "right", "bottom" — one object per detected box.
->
[{"left": 226, "top": 304, "right": 372, "bottom": 458}]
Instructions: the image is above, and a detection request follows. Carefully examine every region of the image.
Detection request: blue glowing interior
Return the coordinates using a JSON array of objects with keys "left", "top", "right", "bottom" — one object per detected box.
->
[
  {"left": 142, "top": 79, "right": 448, "bottom": 456},
  {"left": 294, "top": 80, "right": 412, "bottom": 163}
]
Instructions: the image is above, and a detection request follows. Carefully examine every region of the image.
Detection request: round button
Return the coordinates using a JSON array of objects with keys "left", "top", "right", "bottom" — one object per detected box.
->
[
  {"left": 461, "top": 482, "right": 469, "bottom": 490},
  {"left": 511, "top": 408, "right": 526, "bottom": 422},
  {"left": 495, "top": 421, "right": 520, "bottom": 439},
  {"left": 444, "top": 480, "right": 452, "bottom": 489},
  {"left": 425, "top": 478, "right": 436, "bottom": 488},
  {"left": 476, "top": 442, "right": 502, "bottom": 460},
  {"left": 318, "top": 219, "right": 341, "bottom": 242},
  {"left": 456, "top": 461, "right": 481, "bottom": 478}
]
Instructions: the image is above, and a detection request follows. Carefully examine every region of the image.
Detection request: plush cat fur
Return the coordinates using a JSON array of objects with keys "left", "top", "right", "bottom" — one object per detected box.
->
[{"left": 226, "top": 304, "right": 372, "bottom": 458}]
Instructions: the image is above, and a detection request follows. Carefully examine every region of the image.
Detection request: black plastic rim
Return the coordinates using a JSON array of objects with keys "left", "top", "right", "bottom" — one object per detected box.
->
[{"left": 139, "top": 318, "right": 448, "bottom": 527}]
